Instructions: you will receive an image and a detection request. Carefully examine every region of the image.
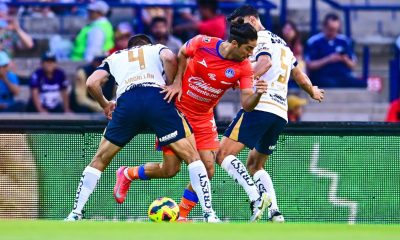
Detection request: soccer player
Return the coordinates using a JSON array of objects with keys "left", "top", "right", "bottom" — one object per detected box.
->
[
  {"left": 65, "top": 34, "right": 220, "bottom": 222},
  {"left": 215, "top": 5, "right": 325, "bottom": 222},
  {"left": 116, "top": 22, "right": 270, "bottom": 222}
]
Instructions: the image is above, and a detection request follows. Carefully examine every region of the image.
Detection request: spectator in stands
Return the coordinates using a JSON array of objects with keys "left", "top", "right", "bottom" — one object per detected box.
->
[
  {"left": 305, "top": 13, "right": 365, "bottom": 88},
  {"left": 28, "top": 52, "right": 71, "bottom": 113},
  {"left": 140, "top": 0, "right": 173, "bottom": 29},
  {"left": 71, "top": 1, "right": 114, "bottom": 62},
  {"left": 108, "top": 22, "right": 133, "bottom": 55},
  {"left": 281, "top": 21, "right": 304, "bottom": 70},
  {"left": 150, "top": 17, "right": 182, "bottom": 54},
  {"left": 386, "top": 98, "right": 400, "bottom": 122},
  {"left": 287, "top": 95, "right": 307, "bottom": 123},
  {"left": 71, "top": 56, "right": 115, "bottom": 113},
  {"left": 0, "top": 51, "right": 24, "bottom": 112},
  {"left": 174, "top": 0, "right": 226, "bottom": 39},
  {"left": 0, "top": 3, "right": 34, "bottom": 57}
]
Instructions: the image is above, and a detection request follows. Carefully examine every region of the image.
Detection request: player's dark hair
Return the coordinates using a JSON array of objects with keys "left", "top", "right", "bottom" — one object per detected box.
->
[
  {"left": 323, "top": 13, "right": 340, "bottom": 26},
  {"left": 228, "top": 19, "right": 258, "bottom": 46},
  {"left": 150, "top": 16, "right": 168, "bottom": 28},
  {"left": 227, "top": 4, "right": 259, "bottom": 22},
  {"left": 197, "top": 0, "right": 218, "bottom": 13},
  {"left": 128, "top": 34, "right": 153, "bottom": 48}
]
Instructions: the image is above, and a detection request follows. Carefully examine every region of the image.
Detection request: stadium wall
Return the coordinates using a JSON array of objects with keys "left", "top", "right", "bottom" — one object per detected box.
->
[{"left": 0, "top": 120, "right": 399, "bottom": 224}]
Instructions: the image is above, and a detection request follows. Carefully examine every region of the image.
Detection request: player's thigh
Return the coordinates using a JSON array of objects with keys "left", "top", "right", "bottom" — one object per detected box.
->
[
  {"left": 253, "top": 114, "right": 287, "bottom": 157},
  {"left": 90, "top": 137, "right": 122, "bottom": 170},
  {"left": 198, "top": 150, "right": 216, "bottom": 178},
  {"left": 216, "top": 136, "right": 245, "bottom": 165},
  {"left": 168, "top": 137, "right": 200, "bottom": 165},
  {"left": 103, "top": 90, "right": 143, "bottom": 148}
]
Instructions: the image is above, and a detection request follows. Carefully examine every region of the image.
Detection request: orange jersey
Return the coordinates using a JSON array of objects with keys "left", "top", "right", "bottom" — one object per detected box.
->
[{"left": 176, "top": 35, "right": 254, "bottom": 116}]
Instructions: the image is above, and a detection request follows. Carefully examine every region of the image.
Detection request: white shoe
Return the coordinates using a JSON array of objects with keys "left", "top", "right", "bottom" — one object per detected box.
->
[
  {"left": 269, "top": 209, "right": 285, "bottom": 223},
  {"left": 250, "top": 192, "right": 271, "bottom": 222},
  {"left": 64, "top": 212, "right": 83, "bottom": 221},
  {"left": 203, "top": 211, "right": 221, "bottom": 223}
]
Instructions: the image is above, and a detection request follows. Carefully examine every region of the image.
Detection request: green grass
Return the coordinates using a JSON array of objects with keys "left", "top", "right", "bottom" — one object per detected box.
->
[{"left": 0, "top": 221, "right": 399, "bottom": 240}]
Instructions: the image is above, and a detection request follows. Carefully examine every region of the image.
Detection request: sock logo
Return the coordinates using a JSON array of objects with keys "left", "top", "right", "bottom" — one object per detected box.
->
[
  {"left": 198, "top": 174, "right": 211, "bottom": 209},
  {"left": 230, "top": 158, "right": 254, "bottom": 186},
  {"left": 254, "top": 178, "right": 267, "bottom": 194},
  {"left": 73, "top": 174, "right": 85, "bottom": 210}
]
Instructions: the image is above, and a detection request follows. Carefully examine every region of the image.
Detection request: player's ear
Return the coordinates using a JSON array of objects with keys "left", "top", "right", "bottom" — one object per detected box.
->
[{"left": 231, "top": 40, "right": 239, "bottom": 48}]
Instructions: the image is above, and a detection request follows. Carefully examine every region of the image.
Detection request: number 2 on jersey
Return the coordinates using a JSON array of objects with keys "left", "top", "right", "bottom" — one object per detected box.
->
[
  {"left": 277, "top": 48, "right": 289, "bottom": 84},
  {"left": 128, "top": 48, "right": 146, "bottom": 70}
]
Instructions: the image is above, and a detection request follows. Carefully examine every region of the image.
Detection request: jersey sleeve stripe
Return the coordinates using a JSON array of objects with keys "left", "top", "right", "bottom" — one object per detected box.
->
[
  {"left": 158, "top": 47, "right": 169, "bottom": 55},
  {"left": 255, "top": 52, "right": 272, "bottom": 61}
]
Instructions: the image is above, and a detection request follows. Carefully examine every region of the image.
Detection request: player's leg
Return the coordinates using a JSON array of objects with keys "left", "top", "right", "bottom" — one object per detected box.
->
[
  {"left": 66, "top": 137, "right": 122, "bottom": 220},
  {"left": 215, "top": 109, "right": 270, "bottom": 221},
  {"left": 178, "top": 149, "right": 217, "bottom": 221},
  {"left": 67, "top": 89, "right": 140, "bottom": 220},
  {"left": 246, "top": 114, "right": 287, "bottom": 223}
]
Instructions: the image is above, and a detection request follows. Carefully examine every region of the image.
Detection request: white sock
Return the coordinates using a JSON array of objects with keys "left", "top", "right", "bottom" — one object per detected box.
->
[
  {"left": 221, "top": 155, "right": 260, "bottom": 202},
  {"left": 188, "top": 161, "right": 213, "bottom": 213},
  {"left": 73, "top": 166, "right": 102, "bottom": 214},
  {"left": 253, "top": 169, "right": 278, "bottom": 210}
]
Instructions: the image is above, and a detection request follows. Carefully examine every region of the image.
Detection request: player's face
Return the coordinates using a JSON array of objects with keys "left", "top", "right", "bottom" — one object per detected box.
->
[{"left": 232, "top": 39, "right": 257, "bottom": 61}]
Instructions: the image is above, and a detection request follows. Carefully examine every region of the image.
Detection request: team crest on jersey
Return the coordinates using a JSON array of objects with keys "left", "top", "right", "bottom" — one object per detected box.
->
[
  {"left": 225, "top": 68, "right": 235, "bottom": 78},
  {"left": 203, "top": 36, "right": 211, "bottom": 43}
]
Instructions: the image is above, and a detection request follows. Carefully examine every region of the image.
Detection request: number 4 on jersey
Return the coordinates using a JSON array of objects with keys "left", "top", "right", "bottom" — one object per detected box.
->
[{"left": 128, "top": 48, "right": 146, "bottom": 70}]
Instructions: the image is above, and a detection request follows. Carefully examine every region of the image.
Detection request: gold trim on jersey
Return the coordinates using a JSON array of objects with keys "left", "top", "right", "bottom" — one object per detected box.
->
[
  {"left": 258, "top": 101, "right": 287, "bottom": 112},
  {"left": 229, "top": 113, "right": 244, "bottom": 141},
  {"left": 176, "top": 110, "right": 192, "bottom": 137}
]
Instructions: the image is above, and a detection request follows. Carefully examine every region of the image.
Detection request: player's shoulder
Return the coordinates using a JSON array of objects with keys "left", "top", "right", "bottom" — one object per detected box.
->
[
  {"left": 307, "top": 32, "right": 324, "bottom": 45},
  {"left": 192, "top": 34, "right": 221, "bottom": 45}
]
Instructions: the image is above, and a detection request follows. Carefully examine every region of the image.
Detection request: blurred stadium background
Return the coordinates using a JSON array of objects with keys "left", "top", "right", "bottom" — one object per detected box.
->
[{"left": 0, "top": 0, "right": 399, "bottom": 232}]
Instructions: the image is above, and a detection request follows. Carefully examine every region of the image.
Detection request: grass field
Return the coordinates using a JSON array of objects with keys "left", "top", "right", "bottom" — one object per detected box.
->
[{"left": 0, "top": 221, "right": 399, "bottom": 240}]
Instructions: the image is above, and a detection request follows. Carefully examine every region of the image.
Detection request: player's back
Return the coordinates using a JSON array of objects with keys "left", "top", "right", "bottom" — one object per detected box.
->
[
  {"left": 102, "top": 44, "right": 168, "bottom": 98},
  {"left": 252, "top": 30, "right": 297, "bottom": 121}
]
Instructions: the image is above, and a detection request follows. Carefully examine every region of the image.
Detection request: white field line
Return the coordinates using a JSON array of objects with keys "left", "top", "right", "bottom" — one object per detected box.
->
[{"left": 310, "top": 143, "right": 358, "bottom": 224}]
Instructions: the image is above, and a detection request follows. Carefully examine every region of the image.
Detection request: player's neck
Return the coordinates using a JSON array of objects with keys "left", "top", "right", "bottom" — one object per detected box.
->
[{"left": 218, "top": 41, "right": 235, "bottom": 60}]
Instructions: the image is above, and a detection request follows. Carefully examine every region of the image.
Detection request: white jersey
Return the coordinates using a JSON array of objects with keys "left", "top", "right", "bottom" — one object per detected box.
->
[
  {"left": 250, "top": 30, "right": 298, "bottom": 122},
  {"left": 100, "top": 44, "right": 168, "bottom": 99}
]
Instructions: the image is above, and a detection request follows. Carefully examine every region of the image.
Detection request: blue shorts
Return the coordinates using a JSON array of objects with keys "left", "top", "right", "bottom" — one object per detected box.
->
[
  {"left": 104, "top": 87, "right": 192, "bottom": 147},
  {"left": 224, "top": 109, "right": 287, "bottom": 155}
]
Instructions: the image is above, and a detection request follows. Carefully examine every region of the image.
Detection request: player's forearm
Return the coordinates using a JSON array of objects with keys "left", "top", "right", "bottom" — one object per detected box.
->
[
  {"left": 293, "top": 70, "right": 314, "bottom": 97},
  {"left": 242, "top": 93, "right": 263, "bottom": 112},
  {"left": 174, "top": 50, "right": 188, "bottom": 85},
  {"left": 306, "top": 57, "right": 330, "bottom": 70},
  {"left": 253, "top": 55, "right": 272, "bottom": 78}
]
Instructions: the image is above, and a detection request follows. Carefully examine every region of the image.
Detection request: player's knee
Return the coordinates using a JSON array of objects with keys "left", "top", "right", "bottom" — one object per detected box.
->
[
  {"left": 246, "top": 162, "right": 257, "bottom": 176},
  {"left": 206, "top": 165, "right": 215, "bottom": 179},
  {"left": 164, "top": 164, "right": 180, "bottom": 178},
  {"left": 215, "top": 150, "right": 228, "bottom": 166}
]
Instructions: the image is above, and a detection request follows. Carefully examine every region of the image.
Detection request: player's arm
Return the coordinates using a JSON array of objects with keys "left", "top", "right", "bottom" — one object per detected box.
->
[
  {"left": 161, "top": 44, "right": 189, "bottom": 103},
  {"left": 291, "top": 66, "right": 325, "bottom": 102},
  {"left": 240, "top": 80, "right": 268, "bottom": 112},
  {"left": 86, "top": 69, "right": 115, "bottom": 120},
  {"left": 159, "top": 48, "right": 178, "bottom": 86},
  {"left": 253, "top": 55, "right": 272, "bottom": 78}
]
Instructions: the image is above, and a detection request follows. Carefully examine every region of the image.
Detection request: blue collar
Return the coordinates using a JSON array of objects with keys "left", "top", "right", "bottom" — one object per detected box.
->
[{"left": 216, "top": 40, "right": 224, "bottom": 59}]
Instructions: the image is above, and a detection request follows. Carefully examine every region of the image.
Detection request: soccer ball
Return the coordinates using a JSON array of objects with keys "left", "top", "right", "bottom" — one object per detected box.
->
[{"left": 148, "top": 197, "right": 179, "bottom": 222}]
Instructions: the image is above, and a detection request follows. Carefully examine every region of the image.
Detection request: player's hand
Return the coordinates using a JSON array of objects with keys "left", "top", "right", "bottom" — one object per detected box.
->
[
  {"left": 327, "top": 53, "right": 342, "bottom": 63},
  {"left": 311, "top": 86, "right": 325, "bottom": 102},
  {"left": 254, "top": 79, "right": 268, "bottom": 94},
  {"left": 160, "top": 82, "right": 182, "bottom": 103},
  {"left": 103, "top": 100, "right": 116, "bottom": 120}
]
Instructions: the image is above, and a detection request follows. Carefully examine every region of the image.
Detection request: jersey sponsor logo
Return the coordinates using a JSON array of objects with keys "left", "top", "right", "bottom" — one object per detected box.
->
[
  {"left": 225, "top": 68, "right": 235, "bottom": 78},
  {"left": 188, "top": 76, "right": 223, "bottom": 98},
  {"left": 208, "top": 73, "right": 216, "bottom": 81},
  {"left": 198, "top": 59, "right": 208, "bottom": 68},
  {"left": 158, "top": 131, "right": 178, "bottom": 142},
  {"left": 203, "top": 36, "right": 211, "bottom": 43},
  {"left": 269, "top": 93, "right": 286, "bottom": 106},
  {"left": 221, "top": 81, "right": 233, "bottom": 85}
]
